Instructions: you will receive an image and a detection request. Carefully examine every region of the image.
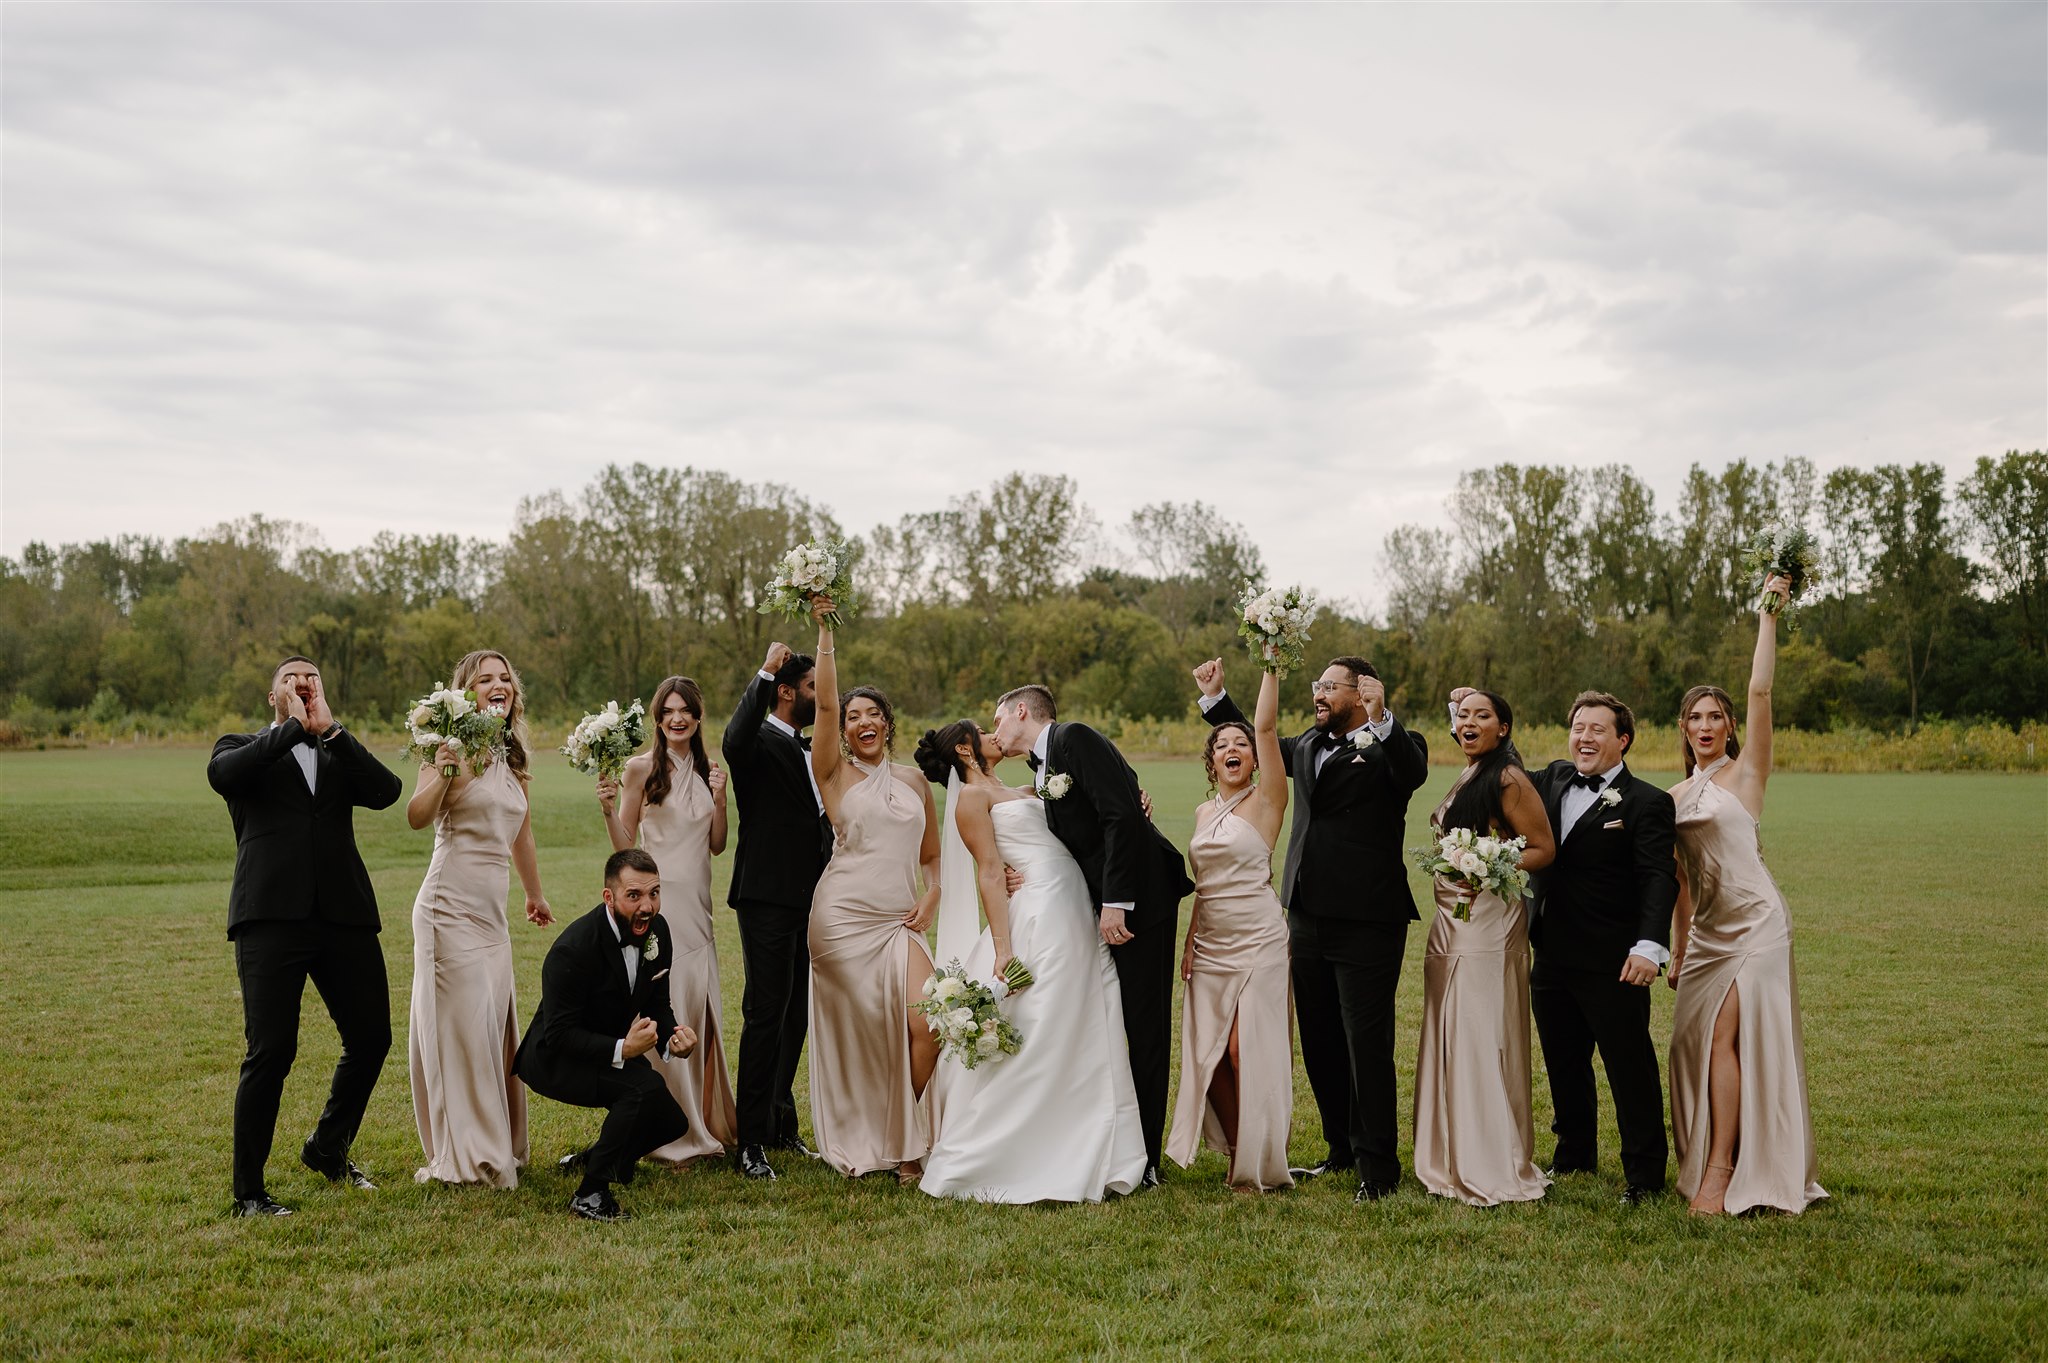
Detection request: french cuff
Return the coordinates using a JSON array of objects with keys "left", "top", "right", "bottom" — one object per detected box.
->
[
  {"left": 1198, "top": 691, "right": 1225, "bottom": 713},
  {"left": 611, "top": 1039, "right": 625, "bottom": 1069},
  {"left": 1628, "top": 940, "right": 1671, "bottom": 970},
  {"left": 757, "top": 669, "right": 776, "bottom": 682},
  {"left": 1104, "top": 901, "right": 1135, "bottom": 914},
  {"left": 1369, "top": 711, "right": 1396, "bottom": 738}
]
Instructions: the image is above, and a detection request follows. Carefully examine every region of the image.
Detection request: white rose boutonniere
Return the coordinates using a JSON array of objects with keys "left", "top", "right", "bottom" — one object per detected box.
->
[
  {"left": 1599, "top": 788, "right": 1623, "bottom": 810},
  {"left": 1041, "top": 771, "right": 1073, "bottom": 801},
  {"left": 642, "top": 933, "right": 659, "bottom": 962},
  {"left": 1352, "top": 730, "right": 1378, "bottom": 752}
]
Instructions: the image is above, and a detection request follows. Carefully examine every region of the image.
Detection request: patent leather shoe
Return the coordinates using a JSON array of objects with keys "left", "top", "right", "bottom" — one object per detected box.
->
[
  {"left": 231, "top": 1194, "right": 294, "bottom": 1218},
  {"left": 736, "top": 1144, "right": 777, "bottom": 1180},
  {"left": 569, "top": 1189, "right": 630, "bottom": 1223}
]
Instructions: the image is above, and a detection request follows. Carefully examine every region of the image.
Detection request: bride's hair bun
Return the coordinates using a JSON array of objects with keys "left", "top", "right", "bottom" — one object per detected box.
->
[{"left": 913, "top": 728, "right": 953, "bottom": 784}]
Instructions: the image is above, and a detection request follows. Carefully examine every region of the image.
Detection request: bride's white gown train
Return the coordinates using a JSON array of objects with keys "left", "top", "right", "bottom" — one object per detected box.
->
[{"left": 919, "top": 795, "right": 1147, "bottom": 1203}]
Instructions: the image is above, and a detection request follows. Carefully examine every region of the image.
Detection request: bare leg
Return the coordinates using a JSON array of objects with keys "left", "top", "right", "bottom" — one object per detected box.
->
[
  {"left": 904, "top": 940, "right": 939, "bottom": 1100},
  {"left": 1690, "top": 982, "right": 1741, "bottom": 1215},
  {"left": 1208, "top": 1014, "right": 1243, "bottom": 1166}
]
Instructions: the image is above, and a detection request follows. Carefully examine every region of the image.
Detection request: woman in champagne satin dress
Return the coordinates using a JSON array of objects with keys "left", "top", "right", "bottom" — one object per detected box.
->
[
  {"left": 803, "top": 599, "right": 941, "bottom": 1179},
  {"left": 1169, "top": 665, "right": 1293, "bottom": 1191},
  {"left": 405, "top": 649, "right": 554, "bottom": 1188},
  {"left": 1412, "top": 690, "right": 1555, "bottom": 1206},
  {"left": 598, "top": 675, "right": 738, "bottom": 1164},
  {"left": 1668, "top": 574, "right": 1827, "bottom": 1216}
]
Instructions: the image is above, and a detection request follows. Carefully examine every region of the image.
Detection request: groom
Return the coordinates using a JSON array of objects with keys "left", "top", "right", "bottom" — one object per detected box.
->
[{"left": 993, "top": 684, "right": 1193, "bottom": 1186}]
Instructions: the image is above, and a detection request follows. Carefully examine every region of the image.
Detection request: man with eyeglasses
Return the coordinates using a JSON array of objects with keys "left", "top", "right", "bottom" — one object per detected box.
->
[{"left": 1194, "top": 654, "right": 1429, "bottom": 1202}]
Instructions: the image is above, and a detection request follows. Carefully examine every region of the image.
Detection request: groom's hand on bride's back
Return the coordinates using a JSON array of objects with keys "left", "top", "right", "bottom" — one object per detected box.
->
[{"left": 1003, "top": 865, "right": 1024, "bottom": 895}]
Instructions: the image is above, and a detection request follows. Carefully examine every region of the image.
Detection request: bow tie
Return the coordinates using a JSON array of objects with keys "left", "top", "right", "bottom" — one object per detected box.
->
[
  {"left": 1313, "top": 728, "right": 1344, "bottom": 752},
  {"left": 295, "top": 727, "right": 320, "bottom": 749},
  {"left": 797, "top": 735, "right": 811, "bottom": 751},
  {"left": 1025, "top": 753, "right": 1042, "bottom": 772},
  {"left": 1569, "top": 772, "right": 1605, "bottom": 791}
]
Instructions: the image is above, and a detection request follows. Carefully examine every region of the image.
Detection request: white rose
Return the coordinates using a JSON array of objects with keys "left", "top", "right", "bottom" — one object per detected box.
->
[
  {"left": 1044, "top": 772, "right": 1073, "bottom": 800},
  {"left": 976, "top": 1033, "right": 999, "bottom": 1055},
  {"left": 949, "top": 1008, "right": 975, "bottom": 1030},
  {"left": 408, "top": 704, "right": 434, "bottom": 728}
]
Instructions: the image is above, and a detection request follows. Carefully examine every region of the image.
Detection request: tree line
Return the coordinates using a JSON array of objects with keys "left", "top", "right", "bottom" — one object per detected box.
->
[{"left": 2, "top": 453, "right": 2041, "bottom": 741}]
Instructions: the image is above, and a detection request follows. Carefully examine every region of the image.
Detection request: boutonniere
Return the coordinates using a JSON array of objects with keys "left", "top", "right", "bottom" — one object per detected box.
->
[
  {"left": 1040, "top": 770, "right": 1073, "bottom": 801},
  {"left": 1599, "top": 788, "right": 1622, "bottom": 810},
  {"left": 641, "top": 933, "right": 659, "bottom": 962},
  {"left": 1351, "top": 730, "right": 1378, "bottom": 752}
]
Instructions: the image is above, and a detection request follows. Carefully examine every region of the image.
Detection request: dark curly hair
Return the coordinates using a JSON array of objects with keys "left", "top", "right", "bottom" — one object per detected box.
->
[
  {"left": 841, "top": 686, "right": 897, "bottom": 753},
  {"left": 1201, "top": 721, "right": 1257, "bottom": 795},
  {"left": 914, "top": 720, "right": 991, "bottom": 784}
]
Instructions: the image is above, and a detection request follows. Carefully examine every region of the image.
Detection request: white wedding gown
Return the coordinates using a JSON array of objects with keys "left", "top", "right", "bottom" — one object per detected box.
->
[{"left": 919, "top": 794, "right": 1148, "bottom": 1203}]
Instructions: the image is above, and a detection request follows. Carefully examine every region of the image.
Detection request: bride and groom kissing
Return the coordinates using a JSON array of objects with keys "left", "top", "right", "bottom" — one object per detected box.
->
[{"left": 909, "top": 684, "right": 1193, "bottom": 1202}]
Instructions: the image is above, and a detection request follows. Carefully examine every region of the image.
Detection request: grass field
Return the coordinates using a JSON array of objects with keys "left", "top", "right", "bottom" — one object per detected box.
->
[{"left": 0, "top": 748, "right": 2043, "bottom": 1360}]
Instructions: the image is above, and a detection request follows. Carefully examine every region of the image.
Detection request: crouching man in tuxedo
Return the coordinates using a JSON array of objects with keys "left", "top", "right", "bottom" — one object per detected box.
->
[{"left": 514, "top": 848, "right": 698, "bottom": 1222}]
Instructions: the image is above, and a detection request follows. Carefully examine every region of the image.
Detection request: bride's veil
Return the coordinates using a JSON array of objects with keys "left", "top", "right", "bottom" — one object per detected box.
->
[{"left": 934, "top": 769, "right": 983, "bottom": 971}]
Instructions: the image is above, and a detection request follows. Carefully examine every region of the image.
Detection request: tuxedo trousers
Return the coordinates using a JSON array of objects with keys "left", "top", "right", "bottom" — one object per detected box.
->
[
  {"left": 1530, "top": 954, "right": 1667, "bottom": 1189},
  {"left": 1289, "top": 911, "right": 1409, "bottom": 1187},
  {"left": 523, "top": 1055, "right": 687, "bottom": 1191},
  {"left": 733, "top": 898, "right": 810, "bottom": 1148},
  {"left": 231, "top": 919, "right": 392, "bottom": 1200},
  {"left": 1108, "top": 909, "right": 1177, "bottom": 1171}
]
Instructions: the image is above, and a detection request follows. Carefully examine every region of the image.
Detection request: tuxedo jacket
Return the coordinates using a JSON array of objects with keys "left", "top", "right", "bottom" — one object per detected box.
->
[
  {"left": 514, "top": 904, "right": 682, "bottom": 1105},
  {"left": 721, "top": 672, "right": 833, "bottom": 912},
  {"left": 207, "top": 719, "right": 404, "bottom": 937},
  {"left": 1528, "top": 760, "right": 1679, "bottom": 972},
  {"left": 1038, "top": 721, "right": 1194, "bottom": 934},
  {"left": 1205, "top": 694, "right": 1429, "bottom": 923}
]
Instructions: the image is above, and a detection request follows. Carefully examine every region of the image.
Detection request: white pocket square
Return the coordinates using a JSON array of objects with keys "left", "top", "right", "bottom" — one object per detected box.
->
[
  {"left": 1602, "top": 819, "right": 1624, "bottom": 830},
  {"left": 649, "top": 968, "right": 670, "bottom": 983}
]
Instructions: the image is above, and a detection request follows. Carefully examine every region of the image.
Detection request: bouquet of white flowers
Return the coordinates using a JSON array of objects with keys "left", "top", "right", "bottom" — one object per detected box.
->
[
  {"left": 913, "top": 959, "right": 1031, "bottom": 1069},
  {"left": 1237, "top": 583, "right": 1319, "bottom": 678},
  {"left": 1741, "top": 520, "right": 1822, "bottom": 630},
  {"left": 402, "top": 688, "right": 506, "bottom": 779},
  {"left": 1411, "top": 827, "right": 1530, "bottom": 921},
  {"left": 758, "top": 539, "right": 854, "bottom": 629},
  {"left": 561, "top": 699, "right": 648, "bottom": 782}
]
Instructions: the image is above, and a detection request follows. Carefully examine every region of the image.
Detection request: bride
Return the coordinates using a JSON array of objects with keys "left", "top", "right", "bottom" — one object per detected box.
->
[{"left": 911, "top": 720, "right": 1148, "bottom": 1203}]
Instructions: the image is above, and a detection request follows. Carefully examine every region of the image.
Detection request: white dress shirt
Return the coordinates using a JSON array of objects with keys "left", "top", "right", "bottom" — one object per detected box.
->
[
  {"left": 266, "top": 721, "right": 317, "bottom": 794},
  {"left": 758, "top": 671, "right": 826, "bottom": 813},
  {"left": 1033, "top": 724, "right": 1133, "bottom": 916},
  {"left": 606, "top": 910, "right": 666, "bottom": 1068},
  {"left": 1556, "top": 760, "right": 1668, "bottom": 970}
]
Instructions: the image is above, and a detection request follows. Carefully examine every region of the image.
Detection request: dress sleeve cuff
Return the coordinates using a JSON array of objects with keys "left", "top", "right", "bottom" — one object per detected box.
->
[{"left": 611, "top": 1039, "right": 625, "bottom": 1069}]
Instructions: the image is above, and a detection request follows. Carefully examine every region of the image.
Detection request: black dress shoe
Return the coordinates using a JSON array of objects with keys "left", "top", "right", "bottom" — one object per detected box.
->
[
  {"left": 1545, "top": 1162, "right": 1595, "bottom": 1178},
  {"left": 231, "top": 1194, "right": 294, "bottom": 1218},
  {"left": 557, "top": 1147, "right": 589, "bottom": 1174},
  {"left": 769, "top": 1136, "right": 818, "bottom": 1158},
  {"left": 1353, "top": 1180, "right": 1396, "bottom": 1204},
  {"left": 1289, "top": 1160, "right": 1354, "bottom": 1180},
  {"left": 1620, "top": 1185, "right": 1661, "bottom": 1206},
  {"left": 736, "top": 1144, "right": 777, "bottom": 1180},
  {"left": 301, "top": 1141, "right": 375, "bottom": 1190},
  {"left": 1141, "top": 1164, "right": 1162, "bottom": 1190},
  {"left": 569, "top": 1189, "right": 630, "bottom": 1223}
]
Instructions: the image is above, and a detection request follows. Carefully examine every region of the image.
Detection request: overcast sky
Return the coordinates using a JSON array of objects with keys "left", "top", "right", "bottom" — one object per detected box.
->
[{"left": 4, "top": 3, "right": 2042, "bottom": 607}]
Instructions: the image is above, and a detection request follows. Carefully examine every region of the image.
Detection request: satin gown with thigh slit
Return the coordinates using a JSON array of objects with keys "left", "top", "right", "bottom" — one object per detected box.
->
[
  {"left": 1670, "top": 758, "right": 1826, "bottom": 1214},
  {"left": 637, "top": 768, "right": 738, "bottom": 1163},
  {"left": 806, "top": 762, "right": 934, "bottom": 1177},
  {"left": 1167, "top": 792, "right": 1294, "bottom": 1190},
  {"left": 409, "top": 760, "right": 529, "bottom": 1188}
]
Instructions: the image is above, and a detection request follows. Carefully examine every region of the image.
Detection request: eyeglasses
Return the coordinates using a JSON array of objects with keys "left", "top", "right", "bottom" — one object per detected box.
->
[{"left": 1310, "top": 680, "right": 1352, "bottom": 696}]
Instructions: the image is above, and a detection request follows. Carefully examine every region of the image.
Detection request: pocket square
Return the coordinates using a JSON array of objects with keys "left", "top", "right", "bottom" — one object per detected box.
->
[
  {"left": 1602, "top": 819, "right": 1624, "bottom": 830},
  {"left": 649, "top": 968, "right": 670, "bottom": 983},
  {"left": 1350, "top": 754, "right": 1367, "bottom": 764}
]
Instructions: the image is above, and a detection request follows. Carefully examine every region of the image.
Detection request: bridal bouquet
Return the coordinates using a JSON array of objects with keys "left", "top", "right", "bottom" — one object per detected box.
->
[
  {"left": 1411, "top": 827, "right": 1530, "bottom": 921},
  {"left": 561, "top": 699, "right": 648, "bottom": 782},
  {"left": 1237, "top": 583, "right": 1320, "bottom": 678},
  {"left": 1741, "top": 520, "right": 1822, "bottom": 630},
  {"left": 758, "top": 538, "right": 854, "bottom": 630},
  {"left": 915, "top": 960, "right": 1030, "bottom": 1069},
  {"left": 403, "top": 688, "right": 505, "bottom": 779}
]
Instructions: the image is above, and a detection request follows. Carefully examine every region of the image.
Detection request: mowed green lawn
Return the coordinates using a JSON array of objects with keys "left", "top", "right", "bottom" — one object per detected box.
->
[{"left": 0, "top": 747, "right": 2042, "bottom": 1361}]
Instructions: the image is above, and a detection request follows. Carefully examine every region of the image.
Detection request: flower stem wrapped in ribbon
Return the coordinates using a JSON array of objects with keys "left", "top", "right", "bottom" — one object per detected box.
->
[
  {"left": 759, "top": 538, "right": 855, "bottom": 630},
  {"left": 914, "top": 959, "right": 1025, "bottom": 1069},
  {"left": 1410, "top": 827, "right": 1531, "bottom": 922},
  {"left": 561, "top": 699, "right": 649, "bottom": 782},
  {"left": 1237, "top": 584, "right": 1319, "bottom": 679},
  {"left": 402, "top": 688, "right": 506, "bottom": 779},
  {"left": 1741, "top": 520, "right": 1822, "bottom": 630}
]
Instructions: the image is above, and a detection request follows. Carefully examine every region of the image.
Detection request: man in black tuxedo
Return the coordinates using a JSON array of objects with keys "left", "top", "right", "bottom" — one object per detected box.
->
[
  {"left": 991, "top": 684, "right": 1194, "bottom": 1186},
  {"left": 1485, "top": 687, "right": 1676, "bottom": 1203},
  {"left": 721, "top": 640, "right": 833, "bottom": 1179},
  {"left": 207, "top": 655, "right": 403, "bottom": 1217},
  {"left": 1197, "top": 655, "right": 1428, "bottom": 1201},
  {"left": 515, "top": 848, "right": 698, "bottom": 1222}
]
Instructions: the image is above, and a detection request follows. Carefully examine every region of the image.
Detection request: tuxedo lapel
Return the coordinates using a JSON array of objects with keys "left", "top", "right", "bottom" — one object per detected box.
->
[
  {"left": 1562, "top": 766, "right": 1628, "bottom": 845},
  {"left": 596, "top": 914, "right": 633, "bottom": 997},
  {"left": 1541, "top": 765, "right": 1568, "bottom": 844}
]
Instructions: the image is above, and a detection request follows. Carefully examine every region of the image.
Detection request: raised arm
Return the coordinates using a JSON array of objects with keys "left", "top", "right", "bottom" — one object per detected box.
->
[
  {"left": 721, "top": 644, "right": 787, "bottom": 767},
  {"left": 953, "top": 788, "right": 1018, "bottom": 983},
  {"left": 1249, "top": 668, "right": 1289, "bottom": 841},
  {"left": 207, "top": 725, "right": 295, "bottom": 797},
  {"left": 810, "top": 599, "right": 844, "bottom": 798},
  {"left": 1195, "top": 656, "right": 1299, "bottom": 776},
  {"left": 600, "top": 757, "right": 648, "bottom": 852},
  {"left": 1733, "top": 572, "right": 1786, "bottom": 816},
  {"left": 1499, "top": 768, "right": 1555, "bottom": 872}
]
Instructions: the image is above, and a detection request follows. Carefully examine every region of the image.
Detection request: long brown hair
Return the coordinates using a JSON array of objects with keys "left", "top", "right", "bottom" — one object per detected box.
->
[
  {"left": 450, "top": 649, "right": 530, "bottom": 781},
  {"left": 1678, "top": 684, "right": 1741, "bottom": 776},
  {"left": 644, "top": 675, "right": 710, "bottom": 807}
]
